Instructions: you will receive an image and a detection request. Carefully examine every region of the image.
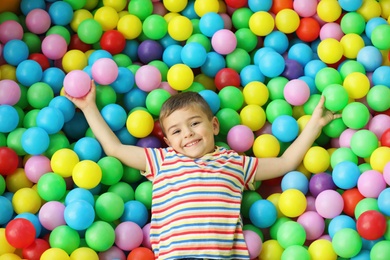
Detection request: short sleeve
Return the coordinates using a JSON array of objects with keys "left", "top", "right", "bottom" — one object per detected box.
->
[
  {"left": 242, "top": 155, "right": 259, "bottom": 190},
  {"left": 142, "top": 147, "right": 167, "bottom": 181}
]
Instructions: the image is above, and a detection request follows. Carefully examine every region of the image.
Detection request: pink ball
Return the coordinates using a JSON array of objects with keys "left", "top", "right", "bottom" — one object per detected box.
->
[
  {"left": 293, "top": 0, "right": 318, "bottom": 17},
  {"left": 315, "top": 189, "right": 344, "bottom": 219},
  {"left": 142, "top": 222, "right": 152, "bottom": 249},
  {"left": 211, "top": 29, "right": 237, "bottom": 55},
  {"left": 297, "top": 211, "right": 325, "bottom": 240},
  {"left": 24, "top": 155, "right": 52, "bottom": 183},
  {"left": 243, "top": 230, "right": 262, "bottom": 259},
  {"left": 0, "top": 79, "right": 21, "bottom": 105},
  {"left": 305, "top": 195, "right": 316, "bottom": 211},
  {"left": 383, "top": 162, "right": 390, "bottom": 186},
  {"left": 135, "top": 65, "right": 162, "bottom": 92},
  {"left": 0, "top": 20, "right": 23, "bottom": 44},
  {"left": 159, "top": 81, "right": 177, "bottom": 95},
  {"left": 339, "top": 128, "right": 357, "bottom": 148},
  {"left": 91, "top": 58, "right": 119, "bottom": 85},
  {"left": 227, "top": 125, "right": 255, "bottom": 153},
  {"left": 63, "top": 70, "right": 91, "bottom": 98},
  {"left": 319, "top": 22, "right": 344, "bottom": 40},
  {"left": 357, "top": 170, "right": 386, "bottom": 198},
  {"left": 25, "top": 9, "right": 51, "bottom": 34},
  {"left": 283, "top": 79, "right": 310, "bottom": 106},
  {"left": 98, "top": 246, "right": 126, "bottom": 260},
  {"left": 368, "top": 114, "right": 390, "bottom": 140},
  {"left": 220, "top": 13, "right": 232, "bottom": 30},
  {"left": 38, "top": 201, "right": 66, "bottom": 230},
  {"left": 115, "top": 221, "right": 143, "bottom": 251},
  {"left": 41, "top": 34, "right": 68, "bottom": 60}
]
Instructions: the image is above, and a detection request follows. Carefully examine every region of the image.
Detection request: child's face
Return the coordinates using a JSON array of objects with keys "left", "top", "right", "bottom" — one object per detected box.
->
[{"left": 162, "top": 106, "right": 219, "bottom": 158}]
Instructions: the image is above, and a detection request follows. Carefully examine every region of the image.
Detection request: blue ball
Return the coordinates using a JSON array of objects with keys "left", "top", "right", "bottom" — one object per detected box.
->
[
  {"left": 21, "top": 126, "right": 50, "bottom": 155},
  {"left": 65, "top": 188, "right": 95, "bottom": 206},
  {"left": 253, "top": 47, "right": 274, "bottom": 66},
  {"left": 288, "top": 43, "right": 314, "bottom": 67},
  {"left": 258, "top": 51, "right": 285, "bottom": 78},
  {"left": 357, "top": 46, "right": 382, "bottom": 72},
  {"left": 49, "top": 96, "right": 76, "bottom": 123},
  {"left": 62, "top": 111, "right": 89, "bottom": 141},
  {"left": 338, "top": 0, "right": 363, "bottom": 12},
  {"left": 181, "top": 0, "right": 198, "bottom": 19},
  {"left": 123, "top": 87, "right": 147, "bottom": 112},
  {"left": 240, "top": 65, "right": 265, "bottom": 87},
  {"left": 248, "top": 0, "right": 272, "bottom": 12},
  {"left": 332, "top": 161, "right": 360, "bottom": 189},
  {"left": 163, "top": 44, "right": 183, "bottom": 67},
  {"left": 42, "top": 67, "right": 66, "bottom": 95},
  {"left": 263, "top": 31, "right": 289, "bottom": 54},
  {"left": 181, "top": 42, "right": 207, "bottom": 68},
  {"left": 15, "top": 212, "right": 42, "bottom": 237},
  {"left": 304, "top": 59, "right": 327, "bottom": 79},
  {"left": 365, "top": 17, "right": 388, "bottom": 38},
  {"left": 73, "top": 137, "right": 102, "bottom": 162},
  {"left": 64, "top": 200, "right": 95, "bottom": 230},
  {"left": 16, "top": 59, "right": 43, "bottom": 87},
  {"left": 159, "top": 34, "right": 179, "bottom": 49},
  {"left": 298, "top": 76, "right": 318, "bottom": 95},
  {"left": 115, "top": 126, "right": 138, "bottom": 146},
  {"left": 111, "top": 67, "right": 135, "bottom": 94},
  {"left": 20, "top": 0, "right": 45, "bottom": 15},
  {"left": 201, "top": 51, "right": 226, "bottom": 78},
  {"left": 271, "top": 115, "right": 299, "bottom": 143},
  {"left": 327, "top": 215, "right": 356, "bottom": 238},
  {"left": 3, "top": 39, "right": 29, "bottom": 66},
  {"left": 0, "top": 196, "right": 13, "bottom": 225},
  {"left": 120, "top": 200, "right": 149, "bottom": 227},
  {"left": 372, "top": 66, "right": 390, "bottom": 87},
  {"left": 199, "top": 12, "right": 224, "bottom": 37},
  {"left": 48, "top": 1, "right": 73, "bottom": 26},
  {"left": 378, "top": 188, "right": 390, "bottom": 216},
  {"left": 249, "top": 199, "right": 277, "bottom": 228},
  {"left": 0, "top": 105, "right": 19, "bottom": 133},
  {"left": 101, "top": 103, "right": 127, "bottom": 132},
  {"left": 88, "top": 50, "right": 113, "bottom": 65},
  {"left": 199, "top": 89, "right": 220, "bottom": 115},
  {"left": 281, "top": 171, "right": 309, "bottom": 194},
  {"left": 36, "top": 107, "right": 65, "bottom": 134}
]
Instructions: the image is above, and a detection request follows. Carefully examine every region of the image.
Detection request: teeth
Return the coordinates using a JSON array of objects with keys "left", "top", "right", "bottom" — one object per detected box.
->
[{"left": 185, "top": 140, "right": 198, "bottom": 147}]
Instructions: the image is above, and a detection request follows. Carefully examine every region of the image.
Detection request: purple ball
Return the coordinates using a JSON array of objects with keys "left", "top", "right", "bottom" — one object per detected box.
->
[
  {"left": 309, "top": 172, "right": 337, "bottom": 197},
  {"left": 137, "top": 40, "right": 163, "bottom": 64},
  {"left": 136, "top": 136, "right": 162, "bottom": 148},
  {"left": 282, "top": 59, "right": 304, "bottom": 80}
]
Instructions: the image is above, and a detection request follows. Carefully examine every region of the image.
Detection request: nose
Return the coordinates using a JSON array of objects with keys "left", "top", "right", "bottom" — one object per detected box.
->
[{"left": 183, "top": 126, "right": 194, "bottom": 138}]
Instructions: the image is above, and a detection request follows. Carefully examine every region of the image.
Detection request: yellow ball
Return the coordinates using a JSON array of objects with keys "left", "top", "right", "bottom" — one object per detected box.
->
[
  {"left": 167, "top": 64, "right": 194, "bottom": 91},
  {"left": 308, "top": 239, "right": 337, "bottom": 260},
  {"left": 84, "top": 0, "right": 99, "bottom": 11},
  {"left": 12, "top": 187, "right": 41, "bottom": 214},
  {"left": 357, "top": 0, "right": 382, "bottom": 21},
  {"left": 317, "top": 0, "right": 342, "bottom": 22},
  {"left": 0, "top": 228, "right": 15, "bottom": 255},
  {"left": 163, "top": 0, "right": 188, "bottom": 12},
  {"left": 343, "top": 72, "right": 370, "bottom": 99},
  {"left": 164, "top": 12, "right": 180, "bottom": 23},
  {"left": 380, "top": 0, "right": 390, "bottom": 20},
  {"left": 5, "top": 168, "right": 33, "bottom": 193},
  {"left": 103, "top": 0, "right": 127, "bottom": 12},
  {"left": 194, "top": 74, "right": 215, "bottom": 91},
  {"left": 275, "top": 9, "right": 300, "bottom": 34},
  {"left": 51, "top": 148, "right": 80, "bottom": 178},
  {"left": 249, "top": 11, "right": 275, "bottom": 36},
  {"left": 126, "top": 110, "right": 154, "bottom": 138},
  {"left": 72, "top": 160, "right": 102, "bottom": 189},
  {"left": 297, "top": 115, "right": 311, "bottom": 134},
  {"left": 253, "top": 134, "right": 280, "bottom": 158},
  {"left": 168, "top": 15, "right": 193, "bottom": 41},
  {"left": 317, "top": 38, "right": 344, "bottom": 64},
  {"left": 240, "top": 104, "right": 266, "bottom": 131},
  {"left": 340, "top": 33, "right": 365, "bottom": 59},
  {"left": 117, "top": 14, "right": 142, "bottom": 40},
  {"left": 70, "top": 9, "right": 93, "bottom": 32},
  {"left": 303, "top": 146, "right": 330, "bottom": 174},
  {"left": 370, "top": 147, "right": 390, "bottom": 172},
  {"left": 70, "top": 247, "right": 99, "bottom": 260},
  {"left": 194, "top": 0, "right": 219, "bottom": 17},
  {"left": 267, "top": 193, "right": 284, "bottom": 218},
  {"left": 259, "top": 239, "right": 284, "bottom": 260},
  {"left": 94, "top": 6, "right": 119, "bottom": 31},
  {"left": 0, "top": 64, "right": 16, "bottom": 80},
  {"left": 0, "top": 253, "right": 21, "bottom": 260},
  {"left": 243, "top": 81, "right": 269, "bottom": 106},
  {"left": 278, "top": 189, "right": 307, "bottom": 218},
  {"left": 41, "top": 248, "right": 70, "bottom": 260},
  {"left": 62, "top": 50, "right": 88, "bottom": 73}
]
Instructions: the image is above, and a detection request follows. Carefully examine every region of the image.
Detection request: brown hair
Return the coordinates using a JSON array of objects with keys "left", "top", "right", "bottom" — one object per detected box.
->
[{"left": 159, "top": 91, "right": 214, "bottom": 135}]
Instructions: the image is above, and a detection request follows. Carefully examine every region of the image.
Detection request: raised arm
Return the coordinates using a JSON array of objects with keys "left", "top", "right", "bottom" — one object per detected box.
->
[
  {"left": 254, "top": 96, "right": 341, "bottom": 181},
  {"left": 65, "top": 80, "right": 147, "bottom": 171}
]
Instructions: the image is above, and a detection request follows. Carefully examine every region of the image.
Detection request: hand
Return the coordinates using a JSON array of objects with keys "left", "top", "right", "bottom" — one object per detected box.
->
[
  {"left": 65, "top": 80, "right": 96, "bottom": 111},
  {"left": 311, "top": 95, "right": 342, "bottom": 127}
]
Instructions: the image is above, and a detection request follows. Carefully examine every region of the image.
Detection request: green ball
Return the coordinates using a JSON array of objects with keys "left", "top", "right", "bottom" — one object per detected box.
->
[
  {"left": 187, "top": 33, "right": 212, "bottom": 52},
  {"left": 15, "top": 84, "right": 28, "bottom": 109},
  {"left": 0, "top": 175, "right": 5, "bottom": 195},
  {"left": 191, "top": 19, "right": 201, "bottom": 34},
  {"left": 267, "top": 77, "right": 288, "bottom": 100},
  {"left": 142, "top": 14, "right": 168, "bottom": 40},
  {"left": 314, "top": 67, "right": 342, "bottom": 92},
  {"left": 269, "top": 217, "right": 291, "bottom": 240},
  {"left": 37, "top": 172, "right": 67, "bottom": 201},
  {"left": 354, "top": 198, "right": 379, "bottom": 219},
  {"left": 358, "top": 163, "right": 372, "bottom": 173},
  {"left": 235, "top": 28, "right": 258, "bottom": 53},
  {"left": 44, "top": 133, "right": 70, "bottom": 158},
  {"left": 231, "top": 7, "right": 253, "bottom": 29},
  {"left": 122, "top": 165, "right": 143, "bottom": 183},
  {"left": 23, "top": 109, "right": 39, "bottom": 128},
  {"left": 322, "top": 84, "right": 349, "bottom": 112},
  {"left": 46, "top": 25, "right": 71, "bottom": 44},
  {"left": 366, "top": 85, "right": 390, "bottom": 112},
  {"left": 113, "top": 54, "right": 132, "bottom": 68},
  {"left": 216, "top": 108, "right": 241, "bottom": 135},
  {"left": 0, "top": 11, "right": 19, "bottom": 23},
  {"left": 0, "top": 133, "right": 6, "bottom": 147},
  {"left": 371, "top": 24, "right": 390, "bottom": 50},
  {"left": 85, "top": 221, "right": 115, "bottom": 251},
  {"left": 184, "top": 82, "right": 206, "bottom": 92},
  {"left": 322, "top": 118, "right": 347, "bottom": 138},
  {"left": 340, "top": 12, "right": 366, "bottom": 34},
  {"left": 107, "top": 182, "right": 135, "bottom": 203},
  {"left": 350, "top": 129, "right": 379, "bottom": 158},
  {"left": 266, "top": 99, "right": 293, "bottom": 123},
  {"left": 243, "top": 224, "right": 264, "bottom": 241},
  {"left": 135, "top": 181, "right": 153, "bottom": 209},
  {"left": 303, "top": 94, "right": 321, "bottom": 115},
  {"left": 50, "top": 225, "right": 80, "bottom": 255},
  {"left": 330, "top": 147, "right": 358, "bottom": 168},
  {"left": 95, "top": 192, "right": 124, "bottom": 222},
  {"left": 96, "top": 85, "right": 116, "bottom": 111},
  {"left": 145, "top": 89, "right": 171, "bottom": 116},
  {"left": 27, "top": 82, "right": 54, "bottom": 109},
  {"left": 370, "top": 240, "right": 390, "bottom": 260},
  {"left": 241, "top": 190, "right": 262, "bottom": 219},
  {"left": 22, "top": 32, "right": 42, "bottom": 53},
  {"left": 342, "top": 102, "right": 370, "bottom": 129},
  {"left": 226, "top": 48, "right": 251, "bottom": 73},
  {"left": 128, "top": 0, "right": 153, "bottom": 21},
  {"left": 149, "top": 60, "right": 169, "bottom": 82},
  {"left": 14, "top": 106, "right": 24, "bottom": 128},
  {"left": 281, "top": 245, "right": 310, "bottom": 260},
  {"left": 218, "top": 86, "right": 244, "bottom": 111},
  {"left": 6, "top": 128, "right": 27, "bottom": 156},
  {"left": 332, "top": 228, "right": 362, "bottom": 258},
  {"left": 339, "top": 60, "right": 366, "bottom": 79},
  {"left": 98, "top": 156, "right": 124, "bottom": 186},
  {"left": 277, "top": 221, "right": 306, "bottom": 249},
  {"left": 77, "top": 18, "right": 103, "bottom": 44}
]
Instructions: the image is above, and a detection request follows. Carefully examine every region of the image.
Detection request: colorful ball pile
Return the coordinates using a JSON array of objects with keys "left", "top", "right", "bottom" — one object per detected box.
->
[{"left": 0, "top": 0, "right": 390, "bottom": 259}]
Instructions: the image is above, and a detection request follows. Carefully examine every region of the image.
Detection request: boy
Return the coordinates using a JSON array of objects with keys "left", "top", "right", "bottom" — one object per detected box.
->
[{"left": 66, "top": 81, "right": 339, "bottom": 259}]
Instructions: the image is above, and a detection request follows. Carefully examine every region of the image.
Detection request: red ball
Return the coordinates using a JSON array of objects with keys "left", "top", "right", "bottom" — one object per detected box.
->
[
  {"left": 0, "top": 147, "right": 19, "bottom": 175},
  {"left": 214, "top": 68, "right": 241, "bottom": 91},
  {"left": 342, "top": 188, "right": 365, "bottom": 217},
  {"left": 69, "top": 34, "right": 92, "bottom": 53},
  {"left": 271, "top": 0, "right": 293, "bottom": 14},
  {"left": 357, "top": 210, "right": 387, "bottom": 240},
  {"left": 381, "top": 128, "right": 390, "bottom": 147},
  {"left": 296, "top": 17, "right": 320, "bottom": 42},
  {"left": 225, "top": 0, "right": 248, "bottom": 9},
  {"left": 22, "top": 238, "right": 50, "bottom": 260},
  {"left": 5, "top": 218, "right": 36, "bottom": 248},
  {"left": 127, "top": 247, "right": 155, "bottom": 260},
  {"left": 28, "top": 53, "right": 50, "bottom": 71},
  {"left": 152, "top": 120, "right": 165, "bottom": 144},
  {"left": 100, "top": 30, "right": 126, "bottom": 55}
]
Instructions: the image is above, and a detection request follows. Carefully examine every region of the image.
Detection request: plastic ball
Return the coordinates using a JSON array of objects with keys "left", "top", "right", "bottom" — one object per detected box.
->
[
  {"left": 95, "top": 192, "right": 124, "bottom": 222},
  {"left": 216, "top": 108, "right": 241, "bottom": 135},
  {"left": 117, "top": 14, "right": 142, "bottom": 40},
  {"left": 278, "top": 189, "right": 307, "bottom": 218},
  {"left": 366, "top": 85, "right": 390, "bottom": 112},
  {"left": 0, "top": 196, "right": 13, "bottom": 225},
  {"left": 99, "top": 30, "right": 126, "bottom": 55},
  {"left": 181, "top": 42, "right": 207, "bottom": 68},
  {"left": 167, "top": 63, "right": 194, "bottom": 91},
  {"left": 322, "top": 84, "right": 349, "bottom": 112},
  {"left": 3, "top": 39, "right": 29, "bottom": 66},
  {"left": 211, "top": 29, "right": 237, "bottom": 55},
  {"left": 198, "top": 89, "right": 220, "bottom": 115},
  {"left": 135, "top": 65, "right": 162, "bottom": 92},
  {"left": 70, "top": 247, "right": 99, "bottom": 260},
  {"left": 127, "top": 247, "right": 155, "bottom": 260},
  {"left": 315, "top": 189, "right": 344, "bottom": 219},
  {"left": 243, "top": 81, "right": 269, "bottom": 106},
  {"left": 357, "top": 210, "right": 387, "bottom": 240},
  {"left": 214, "top": 68, "right": 240, "bottom": 90},
  {"left": 317, "top": 0, "right": 342, "bottom": 22},
  {"left": 167, "top": 15, "right": 193, "bottom": 41},
  {"left": 357, "top": 46, "right": 383, "bottom": 72},
  {"left": 62, "top": 49, "right": 88, "bottom": 73},
  {"left": 40, "top": 248, "right": 70, "bottom": 260},
  {"left": 0, "top": 79, "right": 20, "bottom": 106},
  {"left": 343, "top": 72, "right": 370, "bottom": 99},
  {"left": 283, "top": 79, "right": 310, "bottom": 106},
  {"left": 38, "top": 201, "right": 66, "bottom": 231},
  {"left": 36, "top": 107, "right": 64, "bottom": 135},
  {"left": 37, "top": 172, "right": 66, "bottom": 202},
  {"left": 240, "top": 104, "right": 266, "bottom": 132},
  {"left": 49, "top": 225, "right": 80, "bottom": 255},
  {"left": 0, "top": 148, "right": 19, "bottom": 177},
  {"left": 281, "top": 170, "right": 309, "bottom": 194},
  {"left": 258, "top": 51, "right": 285, "bottom": 78},
  {"left": 72, "top": 160, "right": 102, "bottom": 189},
  {"left": 249, "top": 11, "right": 274, "bottom": 36},
  {"left": 22, "top": 238, "right": 50, "bottom": 260},
  {"left": 120, "top": 200, "right": 149, "bottom": 227},
  {"left": 16, "top": 59, "right": 43, "bottom": 87},
  {"left": 64, "top": 200, "right": 95, "bottom": 231},
  {"left": 143, "top": 14, "right": 168, "bottom": 40},
  {"left": 91, "top": 58, "right": 118, "bottom": 85},
  {"left": 357, "top": 169, "right": 386, "bottom": 198},
  {"left": 5, "top": 218, "right": 36, "bottom": 248},
  {"left": 259, "top": 239, "right": 284, "bottom": 260},
  {"left": 332, "top": 161, "right": 360, "bottom": 189},
  {"left": 249, "top": 199, "right": 277, "bottom": 228},
  {"left": 293, "top": 0, "right": 317, "bottom": 17},
  {"left": 314, "top": 67, "right": 342, "bottom": 92},
  {"left": 342, "top": 102, "right": 370, "bottom": 129},
  {"left": 370, "top": 240, "right": 390, "bottom": 260},
  {"left": 98, "top": 246, "right": 126, "bottom": 260},
  {"left": 350, "top": 129, "right": 379, "bottom": 158},
  {"left": 370, "top": 147, "right": 390, "bottom": 172},
  {"left": 271, "top": 115, "right": 299, "bottom": 143},
  {"left": 126, "top": 110, "right": 154, "bottom": 138},
  {"left": 308, "top": 239, "right": 337, "bottom": 260},
  {"left": 382, "top": 129, "right": 390, "bottom": 148},
  {"left": 317, "top": 38, "right": 344, "bottom": 64},
  {"left": 371, "top": 24, "right": 390, "bottom": 50},
  {"left": 332, "top": 228, "right": 362, "bottom": 258},
  {"left": 243, "top": 230, "right": 262, "bottom": 259},
  {"left": 94, "top": 6, "right": 119, "bottom": 31},
  {"left": 297, "top": 211, "right": 325, "bottom": 241},
  {"left": 21, "top": 127, "right": 49, "bottom": 155},
  {"left": 252, "top": 134, "right": 280, "bottom": 158},
  {"left": 41, "top": 34, "right": 68, "bottom": 61},
  {"left": 275, "top": 8, "right": 300, "bottom": 34},
  {"left": 227, "top": 125, "right": 254, "bottom": 153},
  {"left": 303, "top": 146, "right": 330, "bottom": 174},
  {"left": 73, "top": 137, "right": 102, "bottom": 162},
  {"left": 0, "top": 20, "right": 23, "bottom": 43},
  {"left": 77, "top": 18, "right": 103, "bottom": 44},
  {"left": 25, "top": 9, "right": 51, "bottom": 34},
  {"left": 115, "top": 221, "right": 143, "bottom": 251},
  {"left": 51, "top": 148, "right": 79, "bottom": 178},
  {"left": 309, "top": 172, "right": 336, "bottom": 197},
  {"left": 277, "top": 221, "right": 306, "bottom": 248}
]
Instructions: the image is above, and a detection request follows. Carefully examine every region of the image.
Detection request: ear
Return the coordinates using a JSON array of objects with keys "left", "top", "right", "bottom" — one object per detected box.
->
[
  {"left": 163, "top": 137, "right": 171, "bottom": 147},
  {"left": 212, "top": 116, "right": 220, "bottom": 135}
]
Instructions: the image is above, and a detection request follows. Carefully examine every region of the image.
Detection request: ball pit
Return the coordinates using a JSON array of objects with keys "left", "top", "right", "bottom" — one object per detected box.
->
[{"left": 0, "top": 0, "right": 390, "bottom": 259}]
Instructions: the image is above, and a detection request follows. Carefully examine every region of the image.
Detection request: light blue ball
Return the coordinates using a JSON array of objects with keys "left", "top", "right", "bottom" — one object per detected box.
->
[
  {"left": 21, "top": 126, "right": 50, "bottom": 155},
  {"left": 64, "top": 200, "right": 95, "bottom": 230},
  {"left": 271, "top": 115, "right": 299, "bottom": 143},
  {"left": 332, "top": 161, "right": 360, "bottom": 189},
  {"left": 281, "top": 171, "right": 309, "bottom": 194},
  {"left": 249, "top": 199, "right": 277, "bottom": 228},
  {"left": 0, "top": 105, "right": 19, "bottom": 133},
  {"left": 73, "top": 136, "right": 102, "bottom": 162},
  {"left": 3, "top": 39, "right": 29, "bottom": 66}
]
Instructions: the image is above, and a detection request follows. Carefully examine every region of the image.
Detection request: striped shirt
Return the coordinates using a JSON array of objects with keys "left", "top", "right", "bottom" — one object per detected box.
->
[{"left": 142, "top": 146, "right": 259, "bottom": 260}]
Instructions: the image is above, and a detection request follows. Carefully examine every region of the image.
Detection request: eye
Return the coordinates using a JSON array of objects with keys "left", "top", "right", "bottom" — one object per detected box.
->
[
  {"left": 172, "top": 129, "right": 180, "bottom": 135},
  {"left": 191, "top": 121, "right": 200, "bottom": 127}
]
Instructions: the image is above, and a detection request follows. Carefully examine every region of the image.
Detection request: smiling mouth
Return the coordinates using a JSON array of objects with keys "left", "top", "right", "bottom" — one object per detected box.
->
[{"left": 184, "top": 139, "right": 200, "bottom": 147}]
